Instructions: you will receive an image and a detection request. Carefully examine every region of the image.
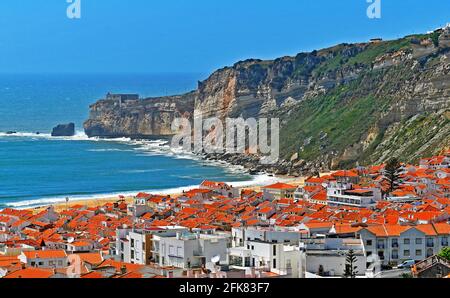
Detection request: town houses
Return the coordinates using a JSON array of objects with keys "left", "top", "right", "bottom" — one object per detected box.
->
[{"left": 0, "top": 151, "right": 450, "bottom": 278}]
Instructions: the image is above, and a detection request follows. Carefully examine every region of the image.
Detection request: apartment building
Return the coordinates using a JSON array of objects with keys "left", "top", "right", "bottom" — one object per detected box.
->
[
  {"left": 231, "top": 226, "right": 308, "bottom": 248},
  {"left": 357, "top": 223, "right": 450, "bottom": 266},
  {"left": 229, "top": 227, "right": 366, "bottom": 278},
  {"left": 229, "top": 238, "right": 304, "bottom": 278},
  {"left": 152, "top": 231, "right": 230, "bottom": 269},
  {"left": 115, "top": 226, "right": 188, "bottom": 265},
  {"left": 326, "top": 180, "right": 382, "bottom": 208}
]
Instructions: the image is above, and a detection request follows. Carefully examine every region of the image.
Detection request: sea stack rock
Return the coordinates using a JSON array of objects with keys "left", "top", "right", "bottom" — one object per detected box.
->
[{"left": 51, "top": 123, "right": 75, "bottom": 137}]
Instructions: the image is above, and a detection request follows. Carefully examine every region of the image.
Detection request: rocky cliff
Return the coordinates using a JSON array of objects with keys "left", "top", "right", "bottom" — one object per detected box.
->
[
  {"left": 84, "top": 92, "right": 195, "bottom": 138},
  {"left": 84, "top": 27, "right": 450, "bottom": 174}
]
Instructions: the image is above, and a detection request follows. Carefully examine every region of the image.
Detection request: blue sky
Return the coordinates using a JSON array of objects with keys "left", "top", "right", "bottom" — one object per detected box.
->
[{"left": 0, "top": 0, "right": 449, "bottom": 74}]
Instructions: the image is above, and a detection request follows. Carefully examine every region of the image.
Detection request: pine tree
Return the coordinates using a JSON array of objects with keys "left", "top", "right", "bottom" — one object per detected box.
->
[
  {"left": 383, "top": 157, "right": 403, "bottom": 195},
  {"left": 344, "top": 249, "right": 358, "bottom": 278}
]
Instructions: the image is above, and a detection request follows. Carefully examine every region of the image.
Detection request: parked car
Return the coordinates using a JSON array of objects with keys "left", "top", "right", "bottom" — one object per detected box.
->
[{"left": 397, "top": 260, "right": 416, "bottom": 269}]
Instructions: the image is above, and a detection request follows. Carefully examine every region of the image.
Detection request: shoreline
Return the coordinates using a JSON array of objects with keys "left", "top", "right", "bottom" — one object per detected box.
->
[
  {"left": 30, "top": 174, "right": 305, "bottom": 213},
  {"left": 0, "top": 131, "right": 309, "bottom": 213}
]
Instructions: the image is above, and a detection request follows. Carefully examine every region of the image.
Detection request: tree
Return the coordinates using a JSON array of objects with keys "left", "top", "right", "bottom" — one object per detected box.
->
[
  {"left": 344, "top": 249, "right": 358, "bottom": 278},
  {"left": 438, "top": 247, "right": 450, "bottom": 261},
  {"left": 383, "top": 158, "right": 403, "bottom": 195}
]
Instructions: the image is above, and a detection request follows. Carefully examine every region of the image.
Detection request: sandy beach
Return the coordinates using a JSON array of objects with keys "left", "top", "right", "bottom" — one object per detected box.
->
[{"left": 32, "top": 175, "right": 310, "bottom": 213}]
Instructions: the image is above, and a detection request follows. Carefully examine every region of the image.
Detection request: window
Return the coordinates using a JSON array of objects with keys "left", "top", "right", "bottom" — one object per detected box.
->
[
  {"left": 366, "top": 240, "right": 373, "bottom": 246},
  {"left": 392, "top": 251, "right": 398, "bottom": 259},
  {"left": 404, "top": 238, "right": 410, "bottom": 245},
  {"left": 131, "top": 239, "right": 135, "bottom": 248},
  {"left": 426, "top": 238, "right": 434, "bottom": 248},
  {"left": 404, "top": 250, "right": 410, "bottom": 257},
  {"left": 273, "top": 245, "right": 277, "bottom": 256},
  {"left": 273, "top": 258, "right": 277, "bottom": 269},
  {"left": 377, "top": 240, "right": 385, "bottom": 249},
  {"left": 416, "top": 249, "right": 422, "bottom": 256},
  {"left": 441, "top": 237, "right": 449, "bottom": 246},
  {"left": 415, "top": 238, "right": 423, "bottom": 245},
  {"left": 392, "top": 239, "right": 399, "bottom": 248}
]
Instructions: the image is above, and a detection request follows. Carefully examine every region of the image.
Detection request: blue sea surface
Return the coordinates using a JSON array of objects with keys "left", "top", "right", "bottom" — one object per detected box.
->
[{"left": 0, "top": 74, "right": 258, "bottom": 209}]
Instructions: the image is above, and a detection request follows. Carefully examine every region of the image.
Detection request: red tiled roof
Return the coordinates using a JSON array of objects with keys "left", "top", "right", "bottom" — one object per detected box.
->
[
  {"left": 263, "top": 183, "right": 296, "bottom": 190},
  {"left": 4, "top": 268, "right": 54, "bottom": 278},
  {"left": 23, "top": 250, "right": 67, "bottom": 259}
]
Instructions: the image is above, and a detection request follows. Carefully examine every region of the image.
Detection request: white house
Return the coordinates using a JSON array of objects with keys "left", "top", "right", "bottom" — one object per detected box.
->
[
  {"left": 153, "top": 231, "right": 230, "bottom": 269},
  {"left": 18, "top": 250, "right": 68, "bottom": 269}
]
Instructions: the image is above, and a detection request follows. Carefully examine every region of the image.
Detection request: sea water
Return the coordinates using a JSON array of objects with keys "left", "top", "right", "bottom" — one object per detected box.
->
[{"left": 0, "top": 74, "right": 272, "bottom": 209}]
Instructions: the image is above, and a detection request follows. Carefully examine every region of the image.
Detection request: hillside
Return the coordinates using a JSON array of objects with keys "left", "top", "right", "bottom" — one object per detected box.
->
[{"left": 84, "top": 27, "right": 450, "bottom": 175}]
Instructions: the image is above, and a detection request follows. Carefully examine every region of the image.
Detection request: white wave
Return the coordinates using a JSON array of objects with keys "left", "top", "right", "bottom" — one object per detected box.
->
[
  {"left": 119, "top": 169, "right": 163, "bottom": 174},
  {"left": 87, "top": 148, "right": 134, "bottom": 153},
  {"left": 0, "top": 132, "right": 52, "bottom": 138},
  {"left": 3, "top": 173, "right": 283, "bottom": 210},
  {"left": 0, "top": 131, "right": 90, "bottom": 141}
]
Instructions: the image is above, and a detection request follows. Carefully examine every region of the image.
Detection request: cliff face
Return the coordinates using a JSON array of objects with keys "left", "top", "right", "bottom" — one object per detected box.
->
[
  {"left": 84, "top": 27, "right": 450, "bottom": 173},
  {"left": 84, "top": 92, "right": 196, "bottom": 138}
]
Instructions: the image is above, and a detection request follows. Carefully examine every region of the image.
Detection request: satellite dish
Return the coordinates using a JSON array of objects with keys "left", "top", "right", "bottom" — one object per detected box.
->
[
  {"left": 362, "top": 218, "right": 368, "bottom": 224},
  {"left": 67, "top": 237, "right": 75, "bottom": 244},
  {"left": 211, "top": 255, "right": 220, "bottom": 263},
  {"left": 321, "top": 183, "right": 328, "bottom": 188}
]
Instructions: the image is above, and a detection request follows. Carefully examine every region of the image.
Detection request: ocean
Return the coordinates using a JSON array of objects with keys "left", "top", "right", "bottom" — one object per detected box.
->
[{"left": 0, "top": 74, "right": 270, "bottom": 209}]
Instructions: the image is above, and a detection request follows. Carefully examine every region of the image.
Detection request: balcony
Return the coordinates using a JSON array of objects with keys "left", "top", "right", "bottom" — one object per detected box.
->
[{"left": 168, "top": 254, "right": 183, "bottom": 259}]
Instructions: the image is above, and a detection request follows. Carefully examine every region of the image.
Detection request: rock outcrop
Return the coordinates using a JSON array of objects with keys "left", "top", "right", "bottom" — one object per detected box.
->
[
  {"left": 84, "top": 27, "right": 450, "bottom": 173},
  {"left": 84, "top": 93, "right": 195, "bottom": 138},
  {"left": 52, "top": 123, "right": 75, "bottom": 137}
]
